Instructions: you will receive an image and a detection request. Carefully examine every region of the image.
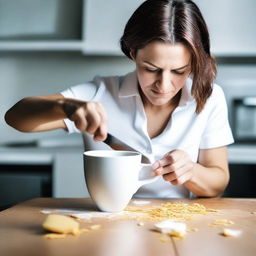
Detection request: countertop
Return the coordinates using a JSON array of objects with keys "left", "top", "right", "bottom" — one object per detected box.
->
[{"left": 0, "top": 197, "right": 256, "bottom": 256}]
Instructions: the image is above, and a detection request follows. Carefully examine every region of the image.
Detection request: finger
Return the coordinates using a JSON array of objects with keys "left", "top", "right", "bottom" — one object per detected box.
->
[
  {"left": 153, "top": 157, "right": 178, "bottom": 176},
  {"left": 170, "top": 154, "right": 190, "bottom": 171},
  {"left": 156, "top": 150, "right": 184, "bottom": 168},
  {"left": 97, "top": 102, "right": 107, "bottom": 124},
  {"left": 152, "top": 154, "right": 174, "bottom": 172},
  {"left": 94, "top": 123, "right": 107, "bottom": 141},
  {"left": 73, "top": 112, "right": 88, "bottom": 131},
  {"left": 155, "top": 158, "right": 188, "bottom": 176},
  {"left": 170, "top": 172, "right": 193, "bottom": 186},
  {"left": 154, "top": 166, "right": 165, "bottom": 176},
  {"left": 93, "top": 104, "right": 108, "bottom": 141},
  {"left": 162, "top": 164, "right": 191, "bottom": 182},
  {"left": 86, "top": 111, "right": 101, "bottom": 134}
]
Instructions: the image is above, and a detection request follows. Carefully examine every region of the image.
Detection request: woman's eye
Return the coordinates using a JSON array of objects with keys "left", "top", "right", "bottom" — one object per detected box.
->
[
  {"left": 172, "top": 70, "right": 185, "bottom": 75},
  {"left": 145, "top": 68, "right": 158, "bottom": 73}
]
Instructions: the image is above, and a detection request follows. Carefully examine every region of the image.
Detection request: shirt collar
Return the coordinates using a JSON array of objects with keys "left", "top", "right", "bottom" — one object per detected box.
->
[
  {"left": 119, "top": 71, "right": 194, "bottom": 105},
  {"left": 119, "top": 71, "right": 140, "bottom": 98},
  {"left": 179, "top": 77, "right": 194, "bottom": 106}
]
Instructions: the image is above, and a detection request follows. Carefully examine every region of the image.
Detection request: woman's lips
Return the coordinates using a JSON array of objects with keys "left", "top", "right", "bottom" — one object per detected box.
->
[{"left": 151, "top": 89, "right": 172, "bottom": 96}]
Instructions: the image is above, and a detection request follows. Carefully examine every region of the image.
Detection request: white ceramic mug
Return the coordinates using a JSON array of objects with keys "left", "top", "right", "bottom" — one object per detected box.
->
[{"left": 83, "top": 150, "right": 158, "bottom": 212}]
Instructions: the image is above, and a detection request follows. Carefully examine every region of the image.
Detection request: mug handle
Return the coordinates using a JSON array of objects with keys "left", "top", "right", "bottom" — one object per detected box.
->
[{"left": 137, "top": 163, "right": 159, "bottom": 187}]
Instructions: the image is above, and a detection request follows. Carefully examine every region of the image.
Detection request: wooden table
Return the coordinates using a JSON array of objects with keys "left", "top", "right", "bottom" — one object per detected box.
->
[{"left": 0, "top": 198, "right": 255, "bottom": 256}]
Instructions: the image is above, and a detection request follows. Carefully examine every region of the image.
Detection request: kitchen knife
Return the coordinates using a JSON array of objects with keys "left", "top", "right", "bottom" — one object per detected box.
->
[{"left": 103, "top": 133, "right": 151, "bottom": 163}]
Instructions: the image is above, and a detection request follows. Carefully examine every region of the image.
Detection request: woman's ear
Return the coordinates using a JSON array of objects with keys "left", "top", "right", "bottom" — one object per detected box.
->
[{"left": 130, "top": 49, "right": 136, "bottom": 61}]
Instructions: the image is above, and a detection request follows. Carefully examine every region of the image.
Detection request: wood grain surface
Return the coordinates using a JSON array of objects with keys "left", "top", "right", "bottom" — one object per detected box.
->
[{"left": 0, "top": 198, "right": 255, "bottom": 256}]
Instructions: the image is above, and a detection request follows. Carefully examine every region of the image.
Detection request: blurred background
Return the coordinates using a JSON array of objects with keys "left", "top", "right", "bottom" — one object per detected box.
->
[{"left": 0, "top": 0, "right": 256, "bottom": 210}]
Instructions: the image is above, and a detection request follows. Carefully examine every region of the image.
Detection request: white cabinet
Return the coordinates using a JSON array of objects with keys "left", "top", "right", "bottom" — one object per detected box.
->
[
  {"left": 82, "top": 0, "right": 144, "bottom": 55},
  {"left": 194, "top": 0, "right": 256, "bottom": 56},
  {"left": 0, "top": 0, "right": 83, "bottom": 51},
  {"left": 1, "top": 0, "right": 255, "bottom": 56},
  {"left": 0, "top": 0, "right": 144, "bottom": 54}
]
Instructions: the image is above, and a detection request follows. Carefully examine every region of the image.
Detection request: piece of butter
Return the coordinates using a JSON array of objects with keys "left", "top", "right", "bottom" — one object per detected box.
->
[
  {"left": 154, "top": 220, "right": 187, "bottom": 238},
  {"left": 42, "top": 214, "right": 80, "bottom": 235},
  {"left": 222, "top": 228, "right": 242, "bottom": 237}
]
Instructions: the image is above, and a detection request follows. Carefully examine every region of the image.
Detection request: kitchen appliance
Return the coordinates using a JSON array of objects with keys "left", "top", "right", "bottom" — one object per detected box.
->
[
  {"left": 232, "top": 96, "right": 256, "bottom": 142},
  {"left": 221, "top": 80, "right": 256, "bottom": 144}
]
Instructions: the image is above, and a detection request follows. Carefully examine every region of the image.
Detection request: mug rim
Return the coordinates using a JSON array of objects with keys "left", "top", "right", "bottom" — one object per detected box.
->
[{"left": 83, "top": 150, "right": 141, "bottom": 158}]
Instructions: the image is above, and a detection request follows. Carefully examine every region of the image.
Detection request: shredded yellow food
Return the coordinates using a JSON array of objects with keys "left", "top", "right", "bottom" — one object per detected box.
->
[
  {"left": 210, "top": 219, "right": 234, "bottom": 226},
  {"left": 125, "top": 202, "right": 218, "bottom": 221}
]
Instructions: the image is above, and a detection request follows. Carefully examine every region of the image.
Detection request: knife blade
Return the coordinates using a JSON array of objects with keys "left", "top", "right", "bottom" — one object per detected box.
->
[{"left": 103, "top": 133, "right": 151, "bottom": 163}]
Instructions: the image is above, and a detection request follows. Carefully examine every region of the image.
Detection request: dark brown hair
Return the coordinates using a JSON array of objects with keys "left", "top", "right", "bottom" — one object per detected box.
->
[{"left": 120, "top": 0, "right": 216, "bottom": 113}]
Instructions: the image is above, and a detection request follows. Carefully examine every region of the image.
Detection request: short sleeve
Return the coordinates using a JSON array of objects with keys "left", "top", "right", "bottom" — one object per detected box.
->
[
  {"left": 199, "top": 85, "right": 234, "bottom": 149},
  {"left": 60, "top": 78, "right": 100, "bottom": 134},
  {"left": 60, "top": 81, "right": 98, "bottom": 101}
]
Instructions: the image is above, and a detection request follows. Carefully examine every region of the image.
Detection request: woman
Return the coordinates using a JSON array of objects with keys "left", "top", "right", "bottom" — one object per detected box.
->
[{"left": 5, "top": 0, "right": 233, "bottom": 198}]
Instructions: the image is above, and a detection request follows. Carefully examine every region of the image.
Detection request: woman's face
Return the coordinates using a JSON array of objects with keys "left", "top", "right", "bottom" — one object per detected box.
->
[{"left": 132, "top": 41, "right": 191, "bottom": 108}]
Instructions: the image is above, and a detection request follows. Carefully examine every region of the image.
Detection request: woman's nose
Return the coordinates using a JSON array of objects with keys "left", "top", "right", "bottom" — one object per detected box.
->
[{"left": 156, "top": 73, "right": 172, "bottom": 92}]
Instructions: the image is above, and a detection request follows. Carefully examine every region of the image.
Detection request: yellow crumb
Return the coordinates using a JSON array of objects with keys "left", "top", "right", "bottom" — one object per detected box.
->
[
  {"left": 44, "top": 233, "right": 67, "bottom": 239},
  {"left": 187, "top": 227, "right": 199, "bottom": 232},
  {"left": 90, "top": 224, "right": 101, "bottom": 230},
  {"left": 207, "top": 208, "right": 219, "bottom": 212},
  {"left": 168, "top": 230, "right": 186, "bottom": 239},
  {"left": 210, "top": 219, "right": 234, "bottom": 227},
  {"left": 160, "top": 236, "right": 169, "bottom": 243},
  {"left": 137, "top": 222, "right": 144, "bottom": 226},
  {"left": 79, "top": 228, "right": 90, "bottom": 234}
]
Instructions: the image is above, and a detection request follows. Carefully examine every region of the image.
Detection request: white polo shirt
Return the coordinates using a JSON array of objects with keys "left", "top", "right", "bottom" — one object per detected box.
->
[{"left": 61, "top": 71, "right": 234, "bottom": 198}]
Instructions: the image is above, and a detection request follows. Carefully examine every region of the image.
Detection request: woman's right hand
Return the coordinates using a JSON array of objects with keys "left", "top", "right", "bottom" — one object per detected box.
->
[
  {"left": 5, "top": 94, "right": 107, "bottom": 140},
  {"left": 62, "top": 98, "right": 107, "bottom": 141}
]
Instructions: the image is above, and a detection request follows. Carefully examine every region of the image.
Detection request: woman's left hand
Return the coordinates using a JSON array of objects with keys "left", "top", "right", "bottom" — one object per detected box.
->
[{"left": 152, "top": 150, "right": 195, "bottom": 185}]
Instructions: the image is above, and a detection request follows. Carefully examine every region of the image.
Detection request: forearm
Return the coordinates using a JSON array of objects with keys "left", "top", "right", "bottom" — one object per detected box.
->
[
  {"left": 184, "top": 162, "right": 230, "bottom": 197},
  {"left": 5, "top": 95, "right": 66, "bottom": 132}
]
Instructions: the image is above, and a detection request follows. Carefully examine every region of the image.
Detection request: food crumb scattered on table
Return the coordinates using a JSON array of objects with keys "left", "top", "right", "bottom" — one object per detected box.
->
[
  {"left": 222, "top": 228, "right": 242, "bottom": 237},
  {"left": 125, "top": 202, "right": 218, "bottom": 221},
  {"left": 187, "top": 227, "right": 199, "bottom": 232},
  {"left": 90, "top": 224, "right": 101, "bottom": 230},
  {"left": 44, "top": 233, "right": 68, "bottom": 239},
  {"left": 159, "top": 236, "right": 170, "bottom": 243},
  {"left": 210, "top": 219, "right": 234, "bottom": 227}
]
